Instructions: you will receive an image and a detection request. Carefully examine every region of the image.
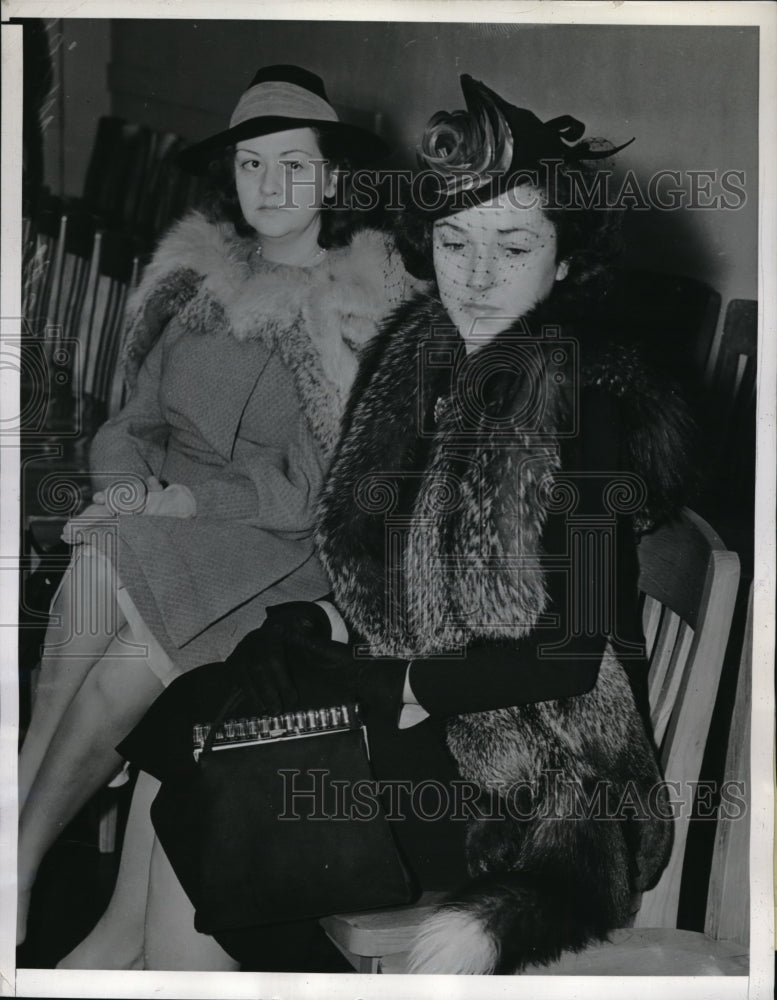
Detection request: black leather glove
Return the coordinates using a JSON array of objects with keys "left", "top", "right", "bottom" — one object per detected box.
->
[
  {"left": 226, "top": 602, "right": 330, "bottom": 715},
  {"left": 227, "top": 602, "right": 408, "bottom": 719},
  {"left": 263, "top": 600, "right": 333, "bottom": 638}
]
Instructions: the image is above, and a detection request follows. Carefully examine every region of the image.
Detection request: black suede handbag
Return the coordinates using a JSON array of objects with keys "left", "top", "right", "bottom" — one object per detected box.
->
[{"left": 178, "top": 680, "right": 417, "bottom": 935}]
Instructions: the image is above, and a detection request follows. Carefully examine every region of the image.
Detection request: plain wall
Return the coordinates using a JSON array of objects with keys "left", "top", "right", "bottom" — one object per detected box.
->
[
  {"left": 106, "top": 19, "right": 759, "bottom": 311},
  {"left": 41, "top": 19, "right": 111, "bottom": 200}
]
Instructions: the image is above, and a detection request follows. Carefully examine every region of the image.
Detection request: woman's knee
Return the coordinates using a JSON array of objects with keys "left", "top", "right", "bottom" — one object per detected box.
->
[
  {"left": 83, "top": 650, "right": 164, "bottom": 722},
  {"left": 43, "top": 563, "right": 126, "bottom": 663}
]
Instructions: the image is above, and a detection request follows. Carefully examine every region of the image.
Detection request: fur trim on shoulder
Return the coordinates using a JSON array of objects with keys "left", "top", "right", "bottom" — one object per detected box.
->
[
  {"left": 122, "top": 212, "right": 257, "bottom": 385},
  {"left": 121, "top": 213, "right": 420, "bottom": 457},
  {"left": 130, "top": 211, "right": 254, "bottom": 312}
]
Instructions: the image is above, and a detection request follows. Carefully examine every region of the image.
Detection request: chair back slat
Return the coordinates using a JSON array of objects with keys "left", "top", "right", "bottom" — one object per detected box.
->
[
  {"left": 646, "top": 606, "right": 679, "bottom": 693},
  {"left": 640, "top": 593, "right": 661, "bottom": 654},
  {"left": 93, "top": 279, "right": 129, "bottom": 404},
  {"left": 704, "top": 582, "right": 752, "bottom": 945},
  {"left": 650, "top": 617, "right": 695, "bottom": 751},
  {"left": 74, "top": 230, "right": 103, "bottom": 390},
  {"left": 67, "top": 228, "right": 140, "bottom": 432},
  {"left": 45, "top": 212, "right": 96, "bottom": 337},
  {"left": 635, "top": 509, "right": 740, "bottom": 928},
  {"left": 40, "top": 213, "right": 68, "bottom": 342},
  {"left": 637, "top": 513, "right": 714, "bottom": 629},
  {"left": 24, "top": 196, "right": 63, "bottom": 331}
]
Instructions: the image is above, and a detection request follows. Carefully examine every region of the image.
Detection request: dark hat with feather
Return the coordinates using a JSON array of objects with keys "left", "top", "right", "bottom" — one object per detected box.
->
[{"left": 413, "top": 74, "right": 634, "bottom": 218}]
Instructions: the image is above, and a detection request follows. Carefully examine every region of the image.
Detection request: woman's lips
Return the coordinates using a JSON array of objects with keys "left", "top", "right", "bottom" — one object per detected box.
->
[{"left": 462, "top": 302, "right": 504, "bottom": 313}]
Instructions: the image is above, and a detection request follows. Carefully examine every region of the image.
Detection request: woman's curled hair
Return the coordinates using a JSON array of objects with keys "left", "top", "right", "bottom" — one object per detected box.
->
[{"left": 199, "top": 127, "right": 381, "bottom": 249}]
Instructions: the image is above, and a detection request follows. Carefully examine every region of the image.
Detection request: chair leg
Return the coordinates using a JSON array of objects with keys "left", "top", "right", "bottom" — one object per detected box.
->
[{"left": 97, "top": 793, "right": 118, "bottom": 854}]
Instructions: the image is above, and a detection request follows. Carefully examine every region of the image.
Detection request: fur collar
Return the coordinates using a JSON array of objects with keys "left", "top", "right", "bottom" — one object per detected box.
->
[
  {"left": 316, "top": 290, "right": 693, "bottom": 655},
  {"left": 121, "top": 211, "right": 418, "bottom": 456}
]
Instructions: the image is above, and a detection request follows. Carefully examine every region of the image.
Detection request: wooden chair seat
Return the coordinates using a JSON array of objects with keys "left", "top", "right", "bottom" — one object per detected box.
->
[
  {"left": 321, "top": 893, "right": 447, "bottom": 973},
  {"left": 379, "top": 928, "right": 749, "bottom": 976}
]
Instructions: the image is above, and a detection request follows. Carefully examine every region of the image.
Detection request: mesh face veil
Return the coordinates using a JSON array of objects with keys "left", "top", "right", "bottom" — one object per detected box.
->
[{"left": 432, "top": 186, "right": 570, "bottom": 350}]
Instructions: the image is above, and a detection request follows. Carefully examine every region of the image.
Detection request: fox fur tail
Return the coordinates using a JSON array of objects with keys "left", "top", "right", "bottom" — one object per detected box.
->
[{"left": 407, "top": 818, "right": 636, "bottom": 975}]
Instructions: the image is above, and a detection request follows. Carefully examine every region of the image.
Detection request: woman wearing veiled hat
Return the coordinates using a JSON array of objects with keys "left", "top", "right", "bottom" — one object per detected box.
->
[
  {"left": 122, "top": 75, "right": 695, "bottom": 973},
  {"left": 17, "top": 64, "right": 419, "bottom": 956}
]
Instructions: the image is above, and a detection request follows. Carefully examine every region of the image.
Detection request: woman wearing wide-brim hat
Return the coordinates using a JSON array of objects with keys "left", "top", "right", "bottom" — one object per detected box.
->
[{"left": 19, "top": 64, "right": 419, "bottom": 969}]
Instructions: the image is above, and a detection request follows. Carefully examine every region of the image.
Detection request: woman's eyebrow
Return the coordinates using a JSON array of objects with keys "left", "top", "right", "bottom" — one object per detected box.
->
[
  {"left": 436, "top": 221, "right": 467, "bottom": 234},
  {"left": 497, "top": 226, "right": 539, "bottom": 236}
]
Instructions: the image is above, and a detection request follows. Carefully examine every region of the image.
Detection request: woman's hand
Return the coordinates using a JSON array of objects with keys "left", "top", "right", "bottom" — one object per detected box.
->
[
  {"left": 61, "top": 503, "right": 113, "bottom": 544},
  {"left": 91, "top": 475, "right": 162, "bottom": 513},
  {"left": 142, "top": 481, "right": 197, "bottom": 518}
]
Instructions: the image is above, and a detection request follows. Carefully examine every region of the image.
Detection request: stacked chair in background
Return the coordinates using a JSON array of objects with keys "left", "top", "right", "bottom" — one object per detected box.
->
[
  {"left": 21, "top": 115, "right": 204, "bottom": 474},
  {"left": 19, "top": 117, "right": 204, "bottom": 741}
]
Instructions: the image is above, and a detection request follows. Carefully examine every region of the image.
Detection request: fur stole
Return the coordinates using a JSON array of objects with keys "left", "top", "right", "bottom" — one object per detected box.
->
[
  {"left": 316, "top": 290, "right": 689, "bottom": 972},
  {"left": 317, "top": 290, "right": 693, "bottom": 656},
  {"left": 121, "top": 211, "right": 417, "bottom": 457}
]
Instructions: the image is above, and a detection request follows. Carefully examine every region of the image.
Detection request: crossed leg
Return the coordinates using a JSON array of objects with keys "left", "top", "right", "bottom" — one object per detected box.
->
[
  {"left": 18, "top": 615, "right": 164, "bottom": 944},
  {"left": 144, "top": 833, "right": 239, "bottom": 971},
  {"left": 18, "top": 545, "right": 133, "bottom": 811},
  {"left": 57, "top": 771, "right": 160, "bottom": 969}
]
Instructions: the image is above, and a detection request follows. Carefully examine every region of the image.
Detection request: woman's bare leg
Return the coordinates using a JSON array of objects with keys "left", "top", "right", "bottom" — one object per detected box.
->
[
  {"left": 18, "top": 546, "right": 134, "bottom": 810},
  {"left": 144, "top": 836, "right": 239, "bottom": 971},
  {"left": 57, "top": 772, "right": 161, "bottom": 969},
  {"left": 17, "top": 635, "right": 163, "bottom": 945}
]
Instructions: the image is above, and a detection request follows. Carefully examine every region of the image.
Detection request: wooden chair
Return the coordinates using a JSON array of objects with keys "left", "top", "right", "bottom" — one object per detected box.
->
[
  {"left": 44, "top": 210, "right": 97, "bottom": 344},
  {"left": 21, "top": 226, "right": 142, "bottom": 854},
  {"left": 22, "top": 195, "right": 64, "bottom": 336},
  {"left": 321, "top": 508, "right": 743, "bottom": 974},
  {"left": 521, "top": 579, "right": 752, "bottom": 976},
  {"left": 76, "top": 228, "right": 142, "bottom": 430}
]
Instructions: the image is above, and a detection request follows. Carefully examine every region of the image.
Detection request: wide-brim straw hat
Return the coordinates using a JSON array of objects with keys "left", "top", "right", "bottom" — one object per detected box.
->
[{"left": 177, "top": 64, "right": 389, "bottom": 174}]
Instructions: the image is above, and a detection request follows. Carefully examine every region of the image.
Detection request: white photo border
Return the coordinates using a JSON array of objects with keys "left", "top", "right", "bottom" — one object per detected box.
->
[{"left": 1, "top": 2, "right": 774, "bottom": 998}]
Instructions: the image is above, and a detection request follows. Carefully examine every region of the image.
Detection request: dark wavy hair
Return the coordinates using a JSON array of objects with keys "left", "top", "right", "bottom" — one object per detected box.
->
[
  {"left": 393, "top": 160, "right": 623, "bottom": 298},
  {"left": 199, "top": 127, "right": 377, "bottom": 249}
]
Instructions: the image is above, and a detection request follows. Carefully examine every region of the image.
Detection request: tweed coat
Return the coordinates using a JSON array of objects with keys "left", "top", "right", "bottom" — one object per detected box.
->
[{"left": 87, "top": 211, "right": 417, "bottom": 676}]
